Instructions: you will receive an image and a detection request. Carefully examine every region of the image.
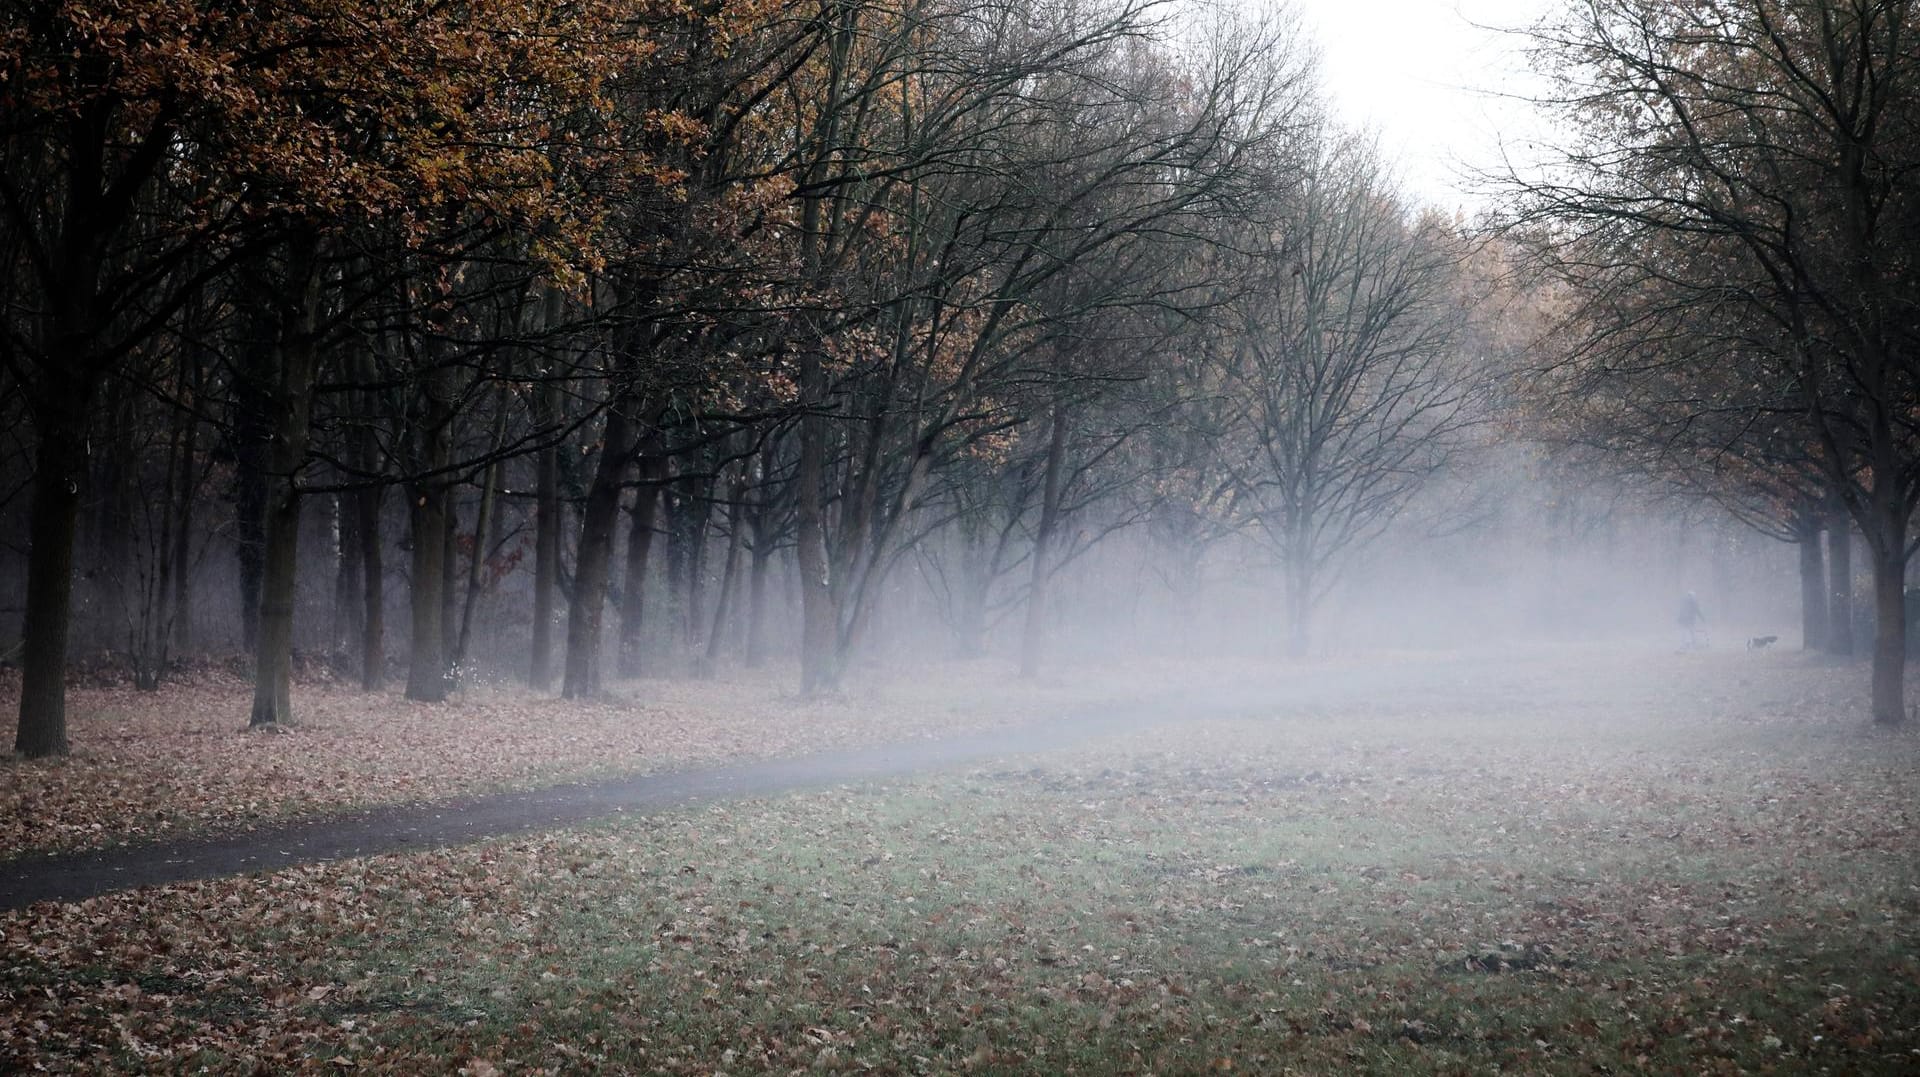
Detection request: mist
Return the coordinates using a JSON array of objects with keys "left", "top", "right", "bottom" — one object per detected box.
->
[
  {"left": 0, "top": 429, "right": 1825, "bottom": 694},
  {"left": 4, "top": 0, "right": 1918, "bottom": 1070}
]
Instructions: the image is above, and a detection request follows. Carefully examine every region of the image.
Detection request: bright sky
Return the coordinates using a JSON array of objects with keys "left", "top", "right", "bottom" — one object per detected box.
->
[{"left": 1288, "top": 0, "right": 1558, "bottom": 211}]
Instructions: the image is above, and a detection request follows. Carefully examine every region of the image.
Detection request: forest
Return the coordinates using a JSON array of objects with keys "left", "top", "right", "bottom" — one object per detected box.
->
[
  {"left": 5, "top": 0, "right": 1911, "bottom": 756},
  {"left": 3, "top": 1, "right": 1920, "bottom": 1072}
]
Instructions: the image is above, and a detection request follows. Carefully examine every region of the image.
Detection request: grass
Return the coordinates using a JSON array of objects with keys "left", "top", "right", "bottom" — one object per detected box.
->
[
  {"left": 0, "top": 655, "right": 1197, "bottom": 859},
  {"left": 4, "top": 646, "right": 1919, "bottom": 1073}
]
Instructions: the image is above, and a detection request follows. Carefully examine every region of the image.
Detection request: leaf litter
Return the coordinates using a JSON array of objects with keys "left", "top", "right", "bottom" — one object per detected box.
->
[{"left": 3, "top": 648, "right": 1918, "bottom": 1073}]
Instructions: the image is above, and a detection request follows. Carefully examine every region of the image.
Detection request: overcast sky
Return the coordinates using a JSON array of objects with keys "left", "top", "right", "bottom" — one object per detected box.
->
[{"left": 1289, "top": 0, "right": 1558, "bottom": 211}]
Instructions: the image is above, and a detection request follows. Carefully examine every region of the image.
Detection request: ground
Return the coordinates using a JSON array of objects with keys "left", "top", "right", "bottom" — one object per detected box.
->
[
  {"left": 3, "top": 646, "right": 1917, "bottom": 1074},
  {"left": 0, "top": 660, "right": 1166, "bottom": 859}
]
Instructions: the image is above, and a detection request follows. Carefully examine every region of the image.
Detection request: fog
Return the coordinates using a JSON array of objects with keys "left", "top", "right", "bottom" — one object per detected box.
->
[
  {"left": 7, "top": 1, "right": 1920, "bottom": 1069},
  {"left": 0, "top": 0, "right": 1906, "bottom": 749},
  {"left": 0, "top": 437, "right": 1816, "bottom": 702}
]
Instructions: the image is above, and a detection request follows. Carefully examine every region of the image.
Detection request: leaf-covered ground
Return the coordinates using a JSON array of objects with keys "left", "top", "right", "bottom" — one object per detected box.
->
[
  {"left": 4, "top": 648, "right": 1918, "bottom": 1073},
  {"left": 0, "top": 659, "right": 1208, "bottom": 859}
]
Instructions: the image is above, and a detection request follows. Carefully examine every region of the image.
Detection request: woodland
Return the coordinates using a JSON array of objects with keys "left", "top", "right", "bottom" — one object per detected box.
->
[
  {"left": 2, "top": 0, "right": 1916, "bottom": 752},
  {"left": 3, "top": 0, "right": 1920, "bottom": 1071}
]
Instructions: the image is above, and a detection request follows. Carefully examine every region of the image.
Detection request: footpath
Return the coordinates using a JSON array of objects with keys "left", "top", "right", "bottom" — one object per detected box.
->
[
  {"left": 0, "top": 698, "right": 1184, "bottom": 911},
  {"left": 1, "top": 653, "right": 1538, "bottom": 910}
]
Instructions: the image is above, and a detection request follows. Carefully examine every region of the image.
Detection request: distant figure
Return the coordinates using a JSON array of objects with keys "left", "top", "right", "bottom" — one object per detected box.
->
[
  {"left": 1746, "top": 635, "right": 1778, "bottom": 651},
  {"left": 1677, "top": 591, "right": 1706, "bottom": 650}
]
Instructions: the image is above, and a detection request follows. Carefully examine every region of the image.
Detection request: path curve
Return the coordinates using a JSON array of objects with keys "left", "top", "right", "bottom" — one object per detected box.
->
[
  {"left": 1, "top": 695, "right": 1190, "bottom": 911},
  {"left": 2, "top": 653, "right": 1581, "bottom": 911}
]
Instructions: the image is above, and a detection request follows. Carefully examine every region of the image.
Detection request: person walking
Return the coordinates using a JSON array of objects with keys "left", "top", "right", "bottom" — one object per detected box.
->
[{"left": 1677, "top": 591, "right": 1706, "bottom": 650}]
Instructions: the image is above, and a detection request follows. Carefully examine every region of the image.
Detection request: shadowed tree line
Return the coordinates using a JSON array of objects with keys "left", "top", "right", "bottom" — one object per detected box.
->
[
  {"left": 1502, "top": 0, "right": 1920, "bottom": 724},
  {"left": 17, "top": 0, "right": 1903, "bottom": 759}
]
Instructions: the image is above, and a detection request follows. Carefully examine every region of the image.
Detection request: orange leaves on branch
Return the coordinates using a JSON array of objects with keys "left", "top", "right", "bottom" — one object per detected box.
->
[{"left": 4, "top": 0, "right": 723, "bottom": 279}]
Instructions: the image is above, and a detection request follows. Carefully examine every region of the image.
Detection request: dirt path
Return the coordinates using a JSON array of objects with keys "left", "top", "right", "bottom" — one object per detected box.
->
[
  {"left": 1, "top": 648, "right": 1699, "bottom": 911},
  {"left": 0, "top": 695, "right": 1195, "bottom": 911}
]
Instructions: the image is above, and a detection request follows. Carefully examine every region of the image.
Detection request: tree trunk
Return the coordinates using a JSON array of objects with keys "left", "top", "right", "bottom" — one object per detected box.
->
[
  {"left": 12, "top": 101, "right": 175, "bottom": 755},
  {"left": 1019, "top": 404, "right": 1069, "bottom": 679},
  {"left": 232, "top": 341, "right": 272, "bottom": 658},
  {"left": 530, "top": 381, "right": 561, "bottom": 689},
  {"left": 793, "top": 0, "right": 855, "bottom": 694},
  {"left": 796, "top": 357, "right": 839, "bottom": 694},
  {"left": 169, "top": 406, "right": 196, "bottom": 657},
  {"left": 455, "top": 451, "right": 502, "bottom": 674},
  {"left": 618, "top": 455, "right": 664, "bottom": 677},
  {"left": 440, "top": 490, "right": 459, "bottom": 676},
  {"left": 404, "top": 339, "right": 455, "bottom": 701},
  {"left": 954, "top": 516, "right": 1009, "bottom": 660},
  {"left": 683, "top": 481, "right": 711, "bottom": 649},
  {"left": 92, "top": 385, "right": 139, "bottom": 657},
  {"left": 1870, "top": 537, "right": 1907, "bottom": 725},
  {"left": 247, "top": 470, "right": 304, "bottom": 728},
  {"left": 234, "top": 481, "right": 267, "bottom": 654},
  {"left": 956, "top": 580, "right": 988, "bottom": 658},
  {"left": 562, "top": 403, "right": 635, "bottom": 699},
  {"left": 357, "top": 483, "right": 385, "bottom": 690},
  {"left": 745, "top": 508, "right": 773, "bottom": 668},
  {"left": 136, "top": 395, "right": 193, "bottom": 691},
  {"left": 345, "top": 340, "right": 385, "bottom": 691},
  {"left": 1828, "top": 497, "right": 1855, "bottom": 656},
  {"left": 249, "top": 229, "right": 324, "bottom": 728},
  {"left": 700, "top": 481, "right": 746, "bottom": 675},
  {"left": 662, "top": 487, "right": 687, "bottom": 641},
  {"left": 1284, "top": 542, "right": 1313, "bottom": 659},
  {"left": 1864, "top": 434, "right": 1908, "bottom": 724},
  {"left": 1796, "top": 510, "right": 1828, "bottom": 652},
  {"left": 15, "top": 396, "right": 92, "bottom": 757},
  {"left": 405, "top": 484, "right": 450, "bottom": 702},
  {"left": 675, "top": 478, "right": 714, "bottom": 645},
  {"left": 334, "top": 492, "right": 364, "bottom": 658},
  {"left": 830, "top": 449, "right": 930, "bottom": 676}
]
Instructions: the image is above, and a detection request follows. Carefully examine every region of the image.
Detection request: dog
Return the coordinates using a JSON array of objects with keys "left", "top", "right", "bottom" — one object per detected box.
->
[{"left": 1746, "top": 635, "right": 1779, "bottom": 650}]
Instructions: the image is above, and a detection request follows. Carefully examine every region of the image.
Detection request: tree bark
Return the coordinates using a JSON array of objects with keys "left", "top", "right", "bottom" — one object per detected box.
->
[
  {"left": 1828, "top": 496, "right": 1855, "bottom": 657},
  {"left": 403, "top": 389, "right": 454, "bottom": 701},
  {"left": 169, "top": 398, "right": 196, "bottom": 657},
  {"left": 345, "top": 341, "right": 385, "bottom": 691},
  {"left": 136, "top": 392, "right": 194, "bottom": 690},
  {"left": 249, "top": 228, "right": 325, "bottom": 728},
  {"left": 1865, "top": 427, "right": 1908, "bottom": 724},
  {"left": 956, "top": 569, "right": 988, "bottom": 658},
  {"left": 1870, "top": 538, "right": 1907, "bottom": 725},
  {"left": 796, "top": 351, "right": 840, "bottom": 694},
  {"left": 403, "top": 321, "right": 456, "bottom": 702},
  {"left": 334, "top": 492, "right": 363, "bottom": 658},
  {"left": 1019, "top": 403, "right": 1069, "bottom": 679},
  {"left": 700, "top": 479, "right": 747, "bottom": 675},
  {"left": 745, "top": 501, "right": 774, "bottom": 668},
  {"left": 455, "top": 449, "right": 503, "bottom": 674},
  {"left": 405, "top": 485, "right": 450, "bottom": 702},
  {"left": 356, "top": 482, "right": 385, "bottom": 690},
  {"left": 232, "top": 338, "right": 272, "bottom": 658},
  {"left": 618, "top": 454, "right": 665, "bottom": 677},
  {"left": 11, "top": 90, "right": 182, "bottom": 754},
  {"left": 1284, "top": 534, "right": 1313, "bottom": 659},
  {"left": 829, "top": 449, "right": 931, "bottom": 676},
  {"left": 439, "top": 489, "right": 460, "bottom": 676},
  {"left": 530, "top": 380, "right": 561, "bottom": 689},
  {"left": 562, "top": 403, "right": 635, "bottom": 698},
  {"left": 96, "top": 384, "right": 138, "bottom": 654},
  {"left": 1796, "top": 510, "right": 1828, "bottom": 652},
  {"left": 682, "top": 480, "right": 711, "bottom": 648},
  {"left": 16, "top": 392, "right": 92, "bottom": 756}
]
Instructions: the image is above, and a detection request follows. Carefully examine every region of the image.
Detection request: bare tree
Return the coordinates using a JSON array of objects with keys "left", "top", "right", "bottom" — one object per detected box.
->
[
  {"left": 1220, "top": 137, "right": 1485, "bottom": 655},
  {"left": 1505, "top": 0, "right": 1920, "bottom": 722}
]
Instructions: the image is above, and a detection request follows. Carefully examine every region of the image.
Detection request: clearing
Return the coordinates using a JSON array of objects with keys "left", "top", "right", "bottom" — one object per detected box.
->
[{"left": 3, "top": 646, "right": 1918, "bottom": 1074}]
